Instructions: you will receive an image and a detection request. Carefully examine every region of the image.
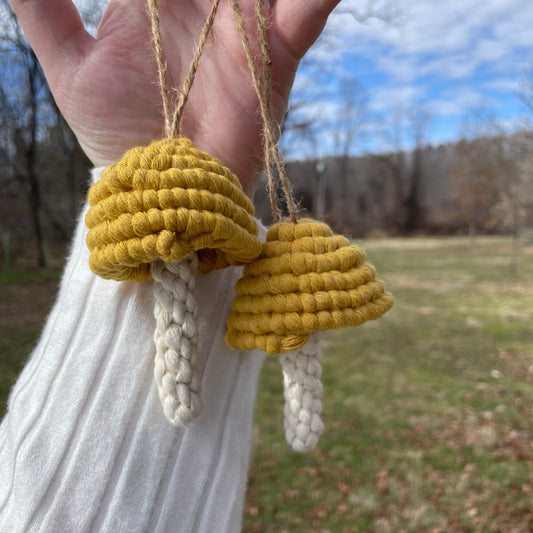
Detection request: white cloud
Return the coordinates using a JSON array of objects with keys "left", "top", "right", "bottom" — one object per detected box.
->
[
  {"left": 324, "top": 0, "right": 533, "bottom": 75},
  {"left": 475, "top": 39, "right": 510, "bottom": 62},
  {"left": 482, "top": 79, "right": 520, "bottom": 92},
  {"left": 294, "top": 0, "right": 533, "bottom": 152},
  {"left": 425, "top": 88, "right": 496, "bottom": 118},
  {"left": 367, "top": 84, "right": 427, "bottom": 111}
]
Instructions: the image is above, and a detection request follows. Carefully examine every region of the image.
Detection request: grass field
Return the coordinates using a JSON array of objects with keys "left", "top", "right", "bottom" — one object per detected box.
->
[
  {"left": 244, "top": 236, "right": 533, "bottom": 533},
  {"left": 1, "top": 237, "right": 532, "bottom": 532}
]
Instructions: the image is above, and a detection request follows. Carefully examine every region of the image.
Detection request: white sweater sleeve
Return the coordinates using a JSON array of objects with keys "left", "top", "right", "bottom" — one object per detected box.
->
[{"left": 0, "top": 168, "right": 267, "bottom": 533}]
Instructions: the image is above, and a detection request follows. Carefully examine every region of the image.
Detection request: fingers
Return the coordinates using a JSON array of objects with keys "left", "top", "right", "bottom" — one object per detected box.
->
[
  {"left": 272, "top": 0, "right": 341, "bottom": 59},
  {"left": 10, "top": 0, "right": 93, "bottom": 85}
]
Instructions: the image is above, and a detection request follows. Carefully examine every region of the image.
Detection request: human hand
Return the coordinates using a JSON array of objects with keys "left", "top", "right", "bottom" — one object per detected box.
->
[{"left": 11, "top": 0, "right": 340, "bottom": 196}]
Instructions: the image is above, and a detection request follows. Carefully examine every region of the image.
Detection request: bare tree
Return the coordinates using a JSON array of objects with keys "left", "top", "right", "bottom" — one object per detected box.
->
[
  {"left": 286, "top": 77, "right": 369, "bottom": 229},
  {"left": 450, "top": 139, "right": 494, "bottom": 243},
  {"left": 519, "top": 68, "right": 533, "bottom": 129},
  {"left": 372, "top": 107, "right": 406, "bottom": 233},
  {"left": 282, "top": 0, "right": 400, "bottom": 158},
  {"left": 0, "top": 2, "right": 50, "bottom": 266},
  {"left": 490, "top": 133, "right": 533, "bottom": 273},
  {"left": 372, "top": 103, "right": 430, "bottom": 235},
  {"left": 327, "top": 77, "right": 369, "bottom": 227},
  {"left": 0, "top": 0, "right": 100, "bottom": 267},
  {"left": 449, "top": 111, "right": 501, "bottom": 244},
  {"left": 402, "top": 106, "right": 430, "bottom": 234},
  {"left": 487, "top": 69, "right": 533, "bottom": 272}
]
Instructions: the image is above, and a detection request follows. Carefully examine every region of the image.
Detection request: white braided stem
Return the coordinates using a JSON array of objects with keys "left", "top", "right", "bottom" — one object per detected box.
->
[
  {"left": 280, "top": 332, "right": 325, "bottom": 452},
  {"left": 152, "top": 254, "right": 202, "bottom": 426}
]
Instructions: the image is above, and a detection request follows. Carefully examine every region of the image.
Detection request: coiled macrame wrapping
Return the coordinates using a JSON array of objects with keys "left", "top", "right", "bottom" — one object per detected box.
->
[
  {"left": 226, "top": 218, "right": 393, "bottom": 450},
  {"left": 226, "top": 219, "right": 393, "bottom": 352},
  {"left": 86, "top": 137, "right": 261, "bottom": 426},
  {"left": 86, "top": 137, "right": 261, "bottom": 280}
]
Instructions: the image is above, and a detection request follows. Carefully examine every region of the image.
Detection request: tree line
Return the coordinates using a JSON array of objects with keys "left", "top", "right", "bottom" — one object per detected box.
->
[{"left": 254, "top": 132, "right": 533, "bottom": 240}]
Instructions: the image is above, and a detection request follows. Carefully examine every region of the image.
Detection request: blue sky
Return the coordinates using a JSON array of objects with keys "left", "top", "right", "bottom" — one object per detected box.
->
[{"left": 290, "top": 0, "right": 533, "bottom": 156}]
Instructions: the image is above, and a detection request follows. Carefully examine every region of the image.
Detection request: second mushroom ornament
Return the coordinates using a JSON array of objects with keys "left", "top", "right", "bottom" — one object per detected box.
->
[
  {"left": 224, "top": 0, "right": 395, "bottom": 452},
  {"left": 226, "top": 220, "right": 394, "bottom": 451}
]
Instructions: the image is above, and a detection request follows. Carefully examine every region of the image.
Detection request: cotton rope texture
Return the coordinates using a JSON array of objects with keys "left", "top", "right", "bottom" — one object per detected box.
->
[
  {"left": 227, "top": 219, "right": 394, "bottom": 350},
  {"left": 85, "top": 138, "right": 261, "bottom": 280},
  {"left": 85, "top": 0, "right": 262, "bottom": 427},
  {"left": 153, "top": 255, "right": 201, "bottom": 426},
  {"left": 222, "top": 0, "right": 393, "bottom": 452},
  {"left": 280, "top": 332, "right": 324, "bottom": 452}
]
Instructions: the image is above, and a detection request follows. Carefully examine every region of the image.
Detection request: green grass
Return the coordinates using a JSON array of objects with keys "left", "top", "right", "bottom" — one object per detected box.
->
[
  {"left": 1, "top": 238, "right": 532, "bottom": 532},
  {"left": 0, "top": 267, "right": 61, "bottom": 285},
  {"left": 0, "top": 270, "right": 60, "bottom": 417},
  {"left": 244, "top": 237, "right": 533, "bottom": 533}
]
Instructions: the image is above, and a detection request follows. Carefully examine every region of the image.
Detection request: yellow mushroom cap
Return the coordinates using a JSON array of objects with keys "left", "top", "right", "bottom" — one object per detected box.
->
[
  {"left": 85, "top": 137, "right": 262, "bottom": 280},
  {"left": 226, "top": 219, "right": 394, "bottom": 354}
]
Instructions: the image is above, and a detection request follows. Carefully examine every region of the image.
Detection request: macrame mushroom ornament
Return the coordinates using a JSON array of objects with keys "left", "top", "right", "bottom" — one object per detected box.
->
[
  {"left": 85, "top": 0, "right": 261, "bottom": 426},
  {"left": 224, "top": 0, "right": 394, "bottom": 452}
]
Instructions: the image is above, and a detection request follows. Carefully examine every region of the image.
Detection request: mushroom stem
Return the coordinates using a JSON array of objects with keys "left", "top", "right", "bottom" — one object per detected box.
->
[
  {"left": 279, "top": 332, "right": 325, "bottom": 452},
  {"left": 152, "top": 254, "right": 202, "bottom": 426}
]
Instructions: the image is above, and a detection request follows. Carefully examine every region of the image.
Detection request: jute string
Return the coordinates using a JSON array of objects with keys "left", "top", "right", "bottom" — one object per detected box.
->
[
  {"left": 147, "top": 0, "right": 221, "bottom": 138},
  {"left": 228, "top": 0, "right": 298, "bottom": 222},
  {"left": 148, "top": 0, "right": 172, "bottom": 136},
  {"left": 147, "top": 0, "right": 298, "bottom": 222}
]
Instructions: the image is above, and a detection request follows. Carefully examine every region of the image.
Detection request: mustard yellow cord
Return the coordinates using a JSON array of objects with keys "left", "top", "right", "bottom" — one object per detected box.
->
[
  {"left": 85, "top": 138, "right": 262, "bottom": 280},
  {"left": 226, "top": 219, "right": 393, "bottom": 354}
]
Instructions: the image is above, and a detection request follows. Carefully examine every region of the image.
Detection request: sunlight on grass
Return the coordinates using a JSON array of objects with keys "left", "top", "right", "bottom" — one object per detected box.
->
[{"left": 244, "top": 237, "right": 533, "bottom": 533}]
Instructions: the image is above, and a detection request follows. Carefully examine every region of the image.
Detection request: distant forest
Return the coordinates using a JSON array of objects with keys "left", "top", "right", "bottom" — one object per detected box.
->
[{"left": 259, "top": 133, "right": 533, "bottom": 238}]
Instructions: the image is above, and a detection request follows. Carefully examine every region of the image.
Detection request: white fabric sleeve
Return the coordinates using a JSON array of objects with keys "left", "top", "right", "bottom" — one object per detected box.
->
[{"left": 0, "top": 168, "right": 267, "bottom": 533}]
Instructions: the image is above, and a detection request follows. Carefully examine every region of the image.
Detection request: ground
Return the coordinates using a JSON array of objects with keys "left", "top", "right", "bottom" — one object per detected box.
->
[{"left": 1, "top": 236, "right": 532, "bottom": 532}]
